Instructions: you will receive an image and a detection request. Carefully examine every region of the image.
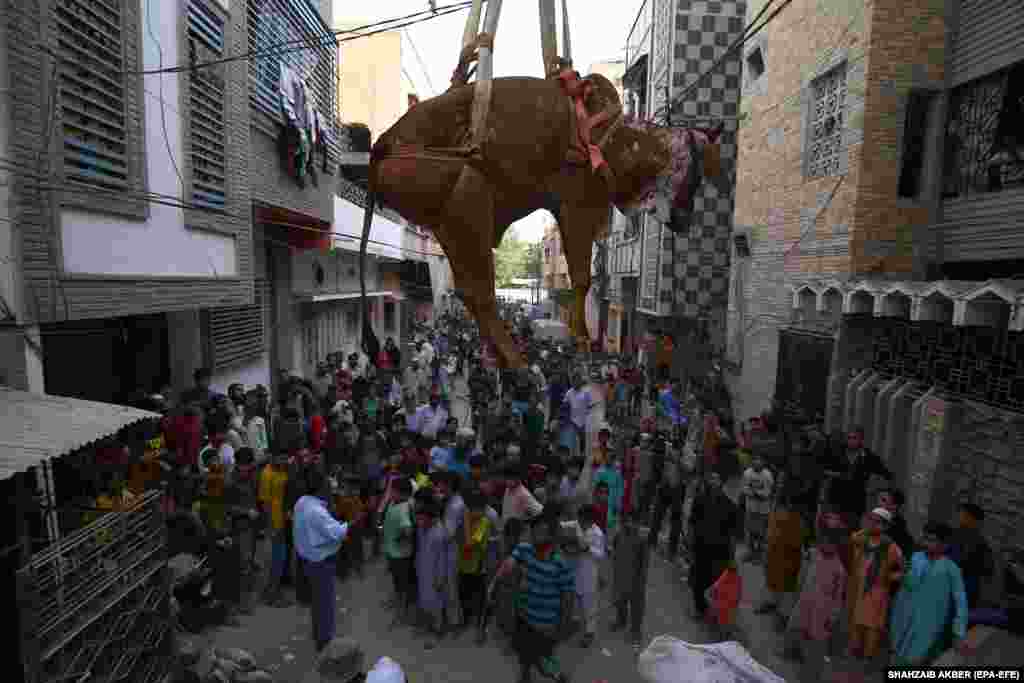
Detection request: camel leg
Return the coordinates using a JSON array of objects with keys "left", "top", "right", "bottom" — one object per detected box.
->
[
  {"left": 432, "top": 166, "right": 525, "bottom": 370},
  {"left": 557, "top": 201, "right": 610, "bottom": 352}
]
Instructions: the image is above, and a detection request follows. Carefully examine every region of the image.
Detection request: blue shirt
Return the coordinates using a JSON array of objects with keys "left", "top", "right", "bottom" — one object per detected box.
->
[
  {"left": 293, "top": 495, "right": 349, "bottom": 563},
  {"left": 512, "top": 542, "right": 575, "bottom": 628},
  {"left": 430, "top": 446, "right": 453, "bottom": 472}
]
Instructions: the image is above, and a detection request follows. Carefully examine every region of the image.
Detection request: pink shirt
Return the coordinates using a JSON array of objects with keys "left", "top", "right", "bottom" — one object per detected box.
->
[{"left": 798, "top": 549, "right": 847, "bottom": 641}]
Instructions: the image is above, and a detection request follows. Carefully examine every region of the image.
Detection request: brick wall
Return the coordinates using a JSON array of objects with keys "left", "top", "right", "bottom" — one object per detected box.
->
[{"left": 850, "top": 0, "right": 947, "bottom": 275}]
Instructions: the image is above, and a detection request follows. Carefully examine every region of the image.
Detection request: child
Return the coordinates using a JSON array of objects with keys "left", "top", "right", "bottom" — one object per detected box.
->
[
  {"left": 495, "top": 511, "right": 574, "bottom": 683},
  {"left": 612, "top": 512, "right": 651, "bottom": 651},
  {"left": 382, "top": 478, "right": 416, "bottom": 624},
  {"left": 847, "top": 508, "right": 904, "bottom": 662},
  {"left": 415, "top": 496, "right": 448, "bottom": 650},
  {"left": 458, "top": 489, "right": 493, "bottom": 640},
  {"left": 258, "top": 450, "right": 291, "bottom": 607},
  {"left": 889, "top": 521, "right": 968, "bottom": 667},
  {"left": 574, "top": 503, "right": 607, "bottom": 648},
  {"left": 592, "top": 481, "right": 610, "bottom": 533},
  {"left": 794, "top": 525, "right": 847, "bottom": 683},
  {"left": 335, "top": 475, "right": 368, "bottom": 580},
  {"left": 742, "top": 455, "right": 774, "bottom": 563},
  {"left": 430, "top": 431, "right": 455, "bottom": 473},
  {"left": 706, "top": 559, "right": 743, "bottom": 642}
]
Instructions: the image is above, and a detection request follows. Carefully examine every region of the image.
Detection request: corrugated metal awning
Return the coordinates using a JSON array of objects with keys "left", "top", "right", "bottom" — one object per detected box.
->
[{"left": 0, "top": 387, "right": 161, "bottom": 480}]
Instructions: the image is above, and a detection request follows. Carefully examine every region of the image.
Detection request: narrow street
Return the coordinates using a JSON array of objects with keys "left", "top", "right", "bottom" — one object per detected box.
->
[
  {"left": 192, "top": 374, "right": 799, "bottom": 682},
  {"left": 193, "top": 537, "right": 799, "bottom": 683}
]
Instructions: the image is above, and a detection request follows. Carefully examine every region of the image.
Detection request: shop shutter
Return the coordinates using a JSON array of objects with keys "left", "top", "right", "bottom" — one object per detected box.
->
[
  {"left": 205, "top": 279, "right": 267, "bottom": 370},
  {"left": 55, "top": 0, "right": 130, "bottom": 190},
  {"left": 950, "top": 0, "right": 1024, "bottom": 87},
  {"left": 187, "top": 0, "right": 228, "bottom": 210}
]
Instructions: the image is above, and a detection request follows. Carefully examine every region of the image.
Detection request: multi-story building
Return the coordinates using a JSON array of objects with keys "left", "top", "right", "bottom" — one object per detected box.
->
[
  {"left": 728, "top": 0, "right": 1024, "bottom": 557},
  {"left": 621, "top": 0, "right": 745, "bottom": 374},
  {"left": 0, "top": 0, "right": 344, "bottom": 402},
  {"left": 336, "top": 22, "right": 420, "bottom": 144},
  {"left": 542, "top": 218, "right": 571, "bottom": 324}
]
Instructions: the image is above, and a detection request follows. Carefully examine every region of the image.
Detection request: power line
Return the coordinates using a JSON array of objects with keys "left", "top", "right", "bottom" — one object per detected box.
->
[{"left": 0, "top": 1, "right": 476, "bottom": 80}]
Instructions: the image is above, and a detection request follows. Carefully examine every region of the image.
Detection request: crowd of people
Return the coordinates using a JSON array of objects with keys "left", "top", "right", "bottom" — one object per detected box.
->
[{"left": 87, "top": 299, "right": 1002, "bottom": 683}]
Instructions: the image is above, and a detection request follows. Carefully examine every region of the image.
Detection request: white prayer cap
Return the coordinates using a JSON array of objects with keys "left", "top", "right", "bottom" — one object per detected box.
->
[{"left": 870, "top": 508, "right": 892, "bottom": 524}]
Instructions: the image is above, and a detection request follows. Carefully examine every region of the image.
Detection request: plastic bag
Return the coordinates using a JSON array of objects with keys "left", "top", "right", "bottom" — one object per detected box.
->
[{"left": 637, "top": 636, "right": 786, "bottom": 683}]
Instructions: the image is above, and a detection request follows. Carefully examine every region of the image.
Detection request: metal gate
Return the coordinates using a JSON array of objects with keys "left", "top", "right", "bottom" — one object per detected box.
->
[
  {"left": 17, "top": 491, "right": 170, "bottom": 683},
  {"left": 775, "top": 328, "right": 834, "bottom": 422}
]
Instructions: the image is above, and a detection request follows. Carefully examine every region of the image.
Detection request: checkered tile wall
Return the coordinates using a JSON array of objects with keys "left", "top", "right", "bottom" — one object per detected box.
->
[{"left": 655, "top": 0, "right": 744, "bottom": 319}]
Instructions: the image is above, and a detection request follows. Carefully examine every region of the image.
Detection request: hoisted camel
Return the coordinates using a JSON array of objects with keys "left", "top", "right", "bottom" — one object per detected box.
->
[{"left": 359, "top": 0, "right": 722, "bottom": 369}]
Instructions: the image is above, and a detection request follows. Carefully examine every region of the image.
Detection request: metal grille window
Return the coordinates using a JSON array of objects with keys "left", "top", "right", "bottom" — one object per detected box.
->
[
  {"left": 806, "top": 64, "right": 848, "bottom": 178},
  {"left": 55, "top": 0, "right": 130, "bottom": 190},
  {"left": 345, "top": 309, "right": 358, "bottom": 334},
  {"left": 384, "top": 301, "right": 396, "bottom": 330},
  {"left": 187, "top": 0, "right": 228, "bottom": 210},
  {"left": 204, "top": 278, "right": 268, "bottom": 369},
  {"left": 943, "top": 60, "right": 1024, "bottom": 199},
  {"left": 246, "top": 0, "right": 341, "bottom": 162}
]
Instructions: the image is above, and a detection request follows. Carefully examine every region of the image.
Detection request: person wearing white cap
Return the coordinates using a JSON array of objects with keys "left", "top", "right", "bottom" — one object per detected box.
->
[{"left": 846, "top": 506, "right": 905, "bottom": 662}]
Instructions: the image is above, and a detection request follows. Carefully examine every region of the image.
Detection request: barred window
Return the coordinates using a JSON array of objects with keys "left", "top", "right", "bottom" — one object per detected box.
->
[
  {"left": 247, "top": 0, "right": 341, "bottom": 163},
  {"left": 204, "top": 279, "right": 268, "bottom": 370},
  {"left": 187, "top": 0, "right": 228, "bottom": 210},
  {"left": 345, "top": 309, "right": 358, "bottom": 334},
  {"left": 806, "top": 64, "right": 848, "bottom": 178},
  {"left": 55, "top": 0, "right": 130, "bottom": 190},
  {"left": 384, "top": 301, "right": 396, "bottom": 331}
]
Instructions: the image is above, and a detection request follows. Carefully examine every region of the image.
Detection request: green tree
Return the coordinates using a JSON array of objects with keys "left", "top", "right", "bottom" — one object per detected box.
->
[{"left": 493, "top": 228, "right": 531, "bottom": 287}]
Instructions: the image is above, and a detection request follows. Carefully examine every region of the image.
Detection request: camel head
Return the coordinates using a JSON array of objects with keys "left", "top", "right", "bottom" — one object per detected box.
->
[
  {"left": 609, "top": 120, "right": 724, "bottom": 226},
  {"left": 602, "top": 121, "right": 673, "bottom": 216}
]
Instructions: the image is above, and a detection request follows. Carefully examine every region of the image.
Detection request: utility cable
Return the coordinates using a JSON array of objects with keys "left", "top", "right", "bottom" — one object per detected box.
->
[
  {"left": 0, "top": 1, "right": 476, "bottom": 81},
  {"left": 404, "top": 28, "right": 436, "bottom": 95}
]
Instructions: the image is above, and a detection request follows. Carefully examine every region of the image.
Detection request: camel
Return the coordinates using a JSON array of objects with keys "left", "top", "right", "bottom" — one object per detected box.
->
[{"left": 357, "top": 70, "right": 721, "bottom": 370}]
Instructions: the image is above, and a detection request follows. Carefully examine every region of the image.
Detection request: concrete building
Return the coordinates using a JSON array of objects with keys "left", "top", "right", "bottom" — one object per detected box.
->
[
  {"left": 728, "top": 0, "right": 1024, "bottom": 564},
  {"left": 1, "top": 0, "right": 348, "bottom": 403},
  {"left": 621, "top": 0, "right": 745, "bottom": 374},
  {"left": 542, "top": 218, "right": 572, "bottom": 325},
  {"left": 335, "top": 22, "right": 420, "bottom": 142}
]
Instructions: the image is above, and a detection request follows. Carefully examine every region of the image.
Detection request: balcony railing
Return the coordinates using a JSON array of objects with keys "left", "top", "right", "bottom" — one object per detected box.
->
[{"left": 943, "top": 59, "right": 1024, "bottom": 199}]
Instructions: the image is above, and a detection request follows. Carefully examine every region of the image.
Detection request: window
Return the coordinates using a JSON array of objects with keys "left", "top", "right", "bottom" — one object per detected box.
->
[
  {"left": 806, "top": 64, "right": 848, "bottom": 178},
  {"left": 55, "top": 0, "right": 136, "bottom": 195},
  {"left": 943, "top": 60, "right": 1024, "bottom": 199},
  {"left": 247, "top": 0, "right": 341, "bottom": 163},
  {"left": 898, "top": 91, "right": 935, "bottom": 198},
  {"left": 345, "top": 309, "right": 358, "bottom": 334},
  {"left": 187, "top": 0, "right": 228, "bottom": 210},
  {"left": 746, "top": 47, "right": 765, "bottom": 80},
  {"left": 204, "top": 278, "right": 268, "bottom": 370},
  {"left": 384, "top": 301, "right": 396, "bottom": 331},
  {"left": 624, "top": 213, "right": 643, "bottom": 240}
]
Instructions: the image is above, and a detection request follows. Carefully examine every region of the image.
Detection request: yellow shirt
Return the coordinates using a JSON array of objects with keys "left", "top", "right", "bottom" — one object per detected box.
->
[{"left": 258, "top": 466, "right": 289, "bottom": 531}]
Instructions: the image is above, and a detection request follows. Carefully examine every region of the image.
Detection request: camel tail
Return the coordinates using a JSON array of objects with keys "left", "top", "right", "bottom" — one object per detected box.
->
[{"left": 359, "top": 180, "right": 381, "bottom": 366}]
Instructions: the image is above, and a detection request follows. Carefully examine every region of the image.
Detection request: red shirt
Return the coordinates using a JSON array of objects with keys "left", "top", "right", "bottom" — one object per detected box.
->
[
  {"left": 376, "top": 350, "right": 394, "bottom": 371},
  {"left": 400, "top": 446, "right": 429, "bottom": 470},
  {"left": 335, "top": 369, "right": 354, "bottom": 401},
  {"left": 309, "top": 414, "right": 326, "bottom": 453},
  {"left": 169, "top": 413, "right": 202, "bottom": 467}
]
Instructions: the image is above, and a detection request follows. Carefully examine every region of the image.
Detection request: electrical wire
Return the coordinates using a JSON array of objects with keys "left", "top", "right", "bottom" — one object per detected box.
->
[
  {"left": 132, "top": 1, "right": 478, "bottom": 77},
  {"left": 144, "top": 0, "right": 185, "bottom": 200}
]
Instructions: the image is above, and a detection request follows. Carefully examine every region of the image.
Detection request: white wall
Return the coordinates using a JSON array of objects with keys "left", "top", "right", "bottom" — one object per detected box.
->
[
  {"left": 59, "top": 0, "right": 236, "bottom": 277},
  {"left": 332, "top": 197, "right": 403, "bottom": 259}
]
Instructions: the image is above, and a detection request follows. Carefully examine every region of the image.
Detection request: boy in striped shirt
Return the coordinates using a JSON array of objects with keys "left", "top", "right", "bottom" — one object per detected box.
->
[{"left": 496, "top": 509, "right": 574, "bottom": 683}]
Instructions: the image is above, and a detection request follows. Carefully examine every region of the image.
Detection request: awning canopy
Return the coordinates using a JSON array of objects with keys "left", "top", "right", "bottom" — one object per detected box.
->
[
  {"left": 0, "top": 387, "right": 161, "bottom": 480},
  {"left": 302, "top": 290, "right": 396, "bottom": 303},
  {"left": 255, "top": 202, "right": 332, "bottom": 252}
]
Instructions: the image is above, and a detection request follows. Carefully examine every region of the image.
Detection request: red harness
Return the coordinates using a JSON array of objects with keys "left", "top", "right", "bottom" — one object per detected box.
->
[{"left": 556, "top": 69, "right": 616, "bottom": 171}]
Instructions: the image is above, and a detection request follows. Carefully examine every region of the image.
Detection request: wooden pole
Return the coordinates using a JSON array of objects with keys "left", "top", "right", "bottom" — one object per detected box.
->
[
  {"left": 461, "top": 0, "right": 484, "bottom": 49},
  {"left": 539, "top": 0, "right": 557, "bottom": 76}
]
